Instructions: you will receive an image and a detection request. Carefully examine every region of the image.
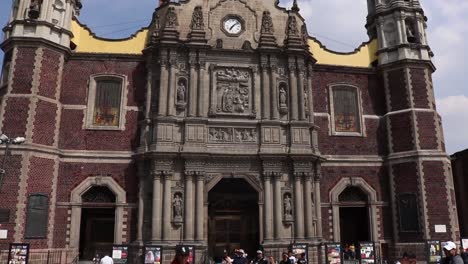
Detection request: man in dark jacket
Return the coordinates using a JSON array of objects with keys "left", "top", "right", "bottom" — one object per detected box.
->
[{"left": 233, "top": 249, "right": 248, "bottom": 264}]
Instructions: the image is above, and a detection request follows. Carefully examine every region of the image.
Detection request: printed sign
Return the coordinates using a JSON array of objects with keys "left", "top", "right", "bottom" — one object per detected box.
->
[
  {"left": 144, "top": 246, "right": 162, "bottom": 264},
  {"left": 427, "top": 240, "right": 442, "bottom": 264},
  {"left": 359, "top": 242, "right": 376, "bottom": 264},
  {"left": 7, "top": 243, "right": 30, "bottom": 264},
  {"left": 291, "top": 244, "right": 308, "bottom": 263},
  {"left": 325, "top": 243, "right": 342, "bottom": 264},
  {"left": 112, "top": 245, "right": 129, "bottom": 264},
  {"left": 462, "top": 239, "right": 468, "bottom": 254}
]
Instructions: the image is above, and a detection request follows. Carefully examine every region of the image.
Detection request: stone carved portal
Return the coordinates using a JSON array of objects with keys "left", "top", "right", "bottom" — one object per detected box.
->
[{"left": 212, "top": 67, "right": 253, "bottom": 116}]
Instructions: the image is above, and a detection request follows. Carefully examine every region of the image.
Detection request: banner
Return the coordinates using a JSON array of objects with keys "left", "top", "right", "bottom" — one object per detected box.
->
[
  {"left": 462, "top": 239, "right": 468, "bottom": 254},
  {"left": 427, "top": 240, "right": 442, "bottom": 264},
  {"left": 291, "top": 244, "right": 308, "bottom": 263},
  {"left": 359, "top": 242, "right": 375, "bottom": 264},
  {"left": 325, "top": 243, "right": 342, "bottom": 264},
  {"left": 8, "top": 243, "right": 30, "bottom": 264},
  {"left": 112, "top": 245, "right": 129, "bottom": 264},
  {"left": 144, "top": 246, "right": 162, "bottom": 264}
]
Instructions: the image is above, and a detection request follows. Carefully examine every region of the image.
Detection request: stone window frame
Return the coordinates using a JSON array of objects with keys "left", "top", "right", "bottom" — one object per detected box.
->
[
  {"left": 0, "top": 52, "right": 12, "bottom": 90},
  {"left": 24, "top": 193, "right": 49, "bottom": 239},
  {"left": 85, "top": 74, "right": 128, "bottom": 131},
  {"left": 328, "top": 83, "right": 365, "bottom": 137}
]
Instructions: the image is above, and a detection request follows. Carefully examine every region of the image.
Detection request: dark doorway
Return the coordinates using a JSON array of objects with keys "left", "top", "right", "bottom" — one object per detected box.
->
[
  {"left": 208, "top": 178, "right": 259, "bottom": 259},
  {"left": 79, "top": 186, "right": 117, "bottom": 260},
  {"left": 340, "top": 206, "right": 370, "bottom": 245}
]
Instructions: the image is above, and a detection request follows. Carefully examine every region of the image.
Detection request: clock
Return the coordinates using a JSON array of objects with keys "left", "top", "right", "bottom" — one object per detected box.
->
[{"left": 223, "top": 17, "right": 243, "bottom": 35}]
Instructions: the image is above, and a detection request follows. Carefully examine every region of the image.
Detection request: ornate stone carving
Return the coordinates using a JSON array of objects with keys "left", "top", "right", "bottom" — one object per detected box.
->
[
  {"left": 283, "top": 193, "right": 293, "bottom": 221},
  {"left": 165, "top": 7, "right": 178, "bottom": 28},
  {"left": 172, "top": 192, "right": 183, "bottom": 223},
  {"left": 190, "top": 6, "right": 204, "bottom": 30},
  {"left": 176, "top": 79, "right": 187, "bottom": 110},
  {"left": 286, "top": 16, "right": 299, "bottom": 36},
  {"left": 215, "top": 68, "right": 251, "bottom": 114},
  {"left": 304, "top": 83, "right": 309, "bottom": 116},
  {"left": 261, "top": 11, "right": 274, "bottom": 34},
  {"left": 301, "top": 24, "right": 309, "bottom": 46},
  {"left": 279, "top": 83, "right": 288, "bottom": 114},
  {"left": 208, "top": 127, "right": 258, "bottom": 143}
]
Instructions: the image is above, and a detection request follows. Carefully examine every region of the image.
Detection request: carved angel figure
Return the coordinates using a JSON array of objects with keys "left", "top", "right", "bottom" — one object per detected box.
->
[
  {"left": 287, "top": 16, "right": 298, "bottom": 36},
  {"left": 165, "top": 7, "right": 178, "bottom": 28},
  {"left": 279, "top": 86, "right": 287, "bottom": 107},
  {"left": 191, "top": 6, "right": 204, "bottom": 30}
]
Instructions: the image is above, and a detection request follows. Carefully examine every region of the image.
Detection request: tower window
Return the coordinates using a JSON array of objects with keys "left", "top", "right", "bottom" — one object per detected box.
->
[
  {"left": 0, "top": 52, "right": 12, "bottom": 88},
  {"left": 25, "top": 194, "right": 49, "bottom": 238},
  {"left": 85, "top": 75, "right": 127, "bottom": 130},
  {"left": 329, "top": 84, "right": 363, "bottom": 135}
]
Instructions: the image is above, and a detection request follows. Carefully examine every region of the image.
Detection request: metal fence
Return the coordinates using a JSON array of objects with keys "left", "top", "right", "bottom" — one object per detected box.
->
[{"left": 0, "top": 248, "right": 78, "bottom": 264}]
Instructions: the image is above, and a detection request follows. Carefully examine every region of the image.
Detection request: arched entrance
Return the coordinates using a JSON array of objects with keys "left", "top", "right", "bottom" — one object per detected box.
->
[
  {"left": 208, "top": 178, "right": 260, "bottom": 258},
  {"left": 69, "top": 177, "right": 127, "bottom": 261},
  {"left": 79, "top": 186, "right": 116, "bottom": 260},
  {"left": 330, "top": 178, "right": 379, "bottom": 244}
]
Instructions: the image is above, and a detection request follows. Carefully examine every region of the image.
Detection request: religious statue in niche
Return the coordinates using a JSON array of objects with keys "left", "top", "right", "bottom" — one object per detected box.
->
[
  {"left": 29, "top": 0, "right": 43, "bottom": 19},
  {"left": 215, "top": 68, "right": 251, "bottom": 114},
  {"left": 405, "top": 21, "right": 418, "bottom": 43},
  {"left": 176, "top": 79, "right": 187, "bottom": 110},
  {"left": 279, "top": 84, "right": 288, "bottom": 114},
  {"left": 287, "top": 16, "right": 299, "bottom": 36},
  {"left": 173, "top": 193, "right": 183, "bottom": 221},
  {"left": 190, "top": 6, "right": 204, "bottom": 30},
  {"left": 284, "top": 193, "right": 293, "bottom": 221}
]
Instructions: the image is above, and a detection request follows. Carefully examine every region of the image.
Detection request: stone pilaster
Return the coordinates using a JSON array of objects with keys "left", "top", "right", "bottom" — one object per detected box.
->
[
  {"left": 297, "top": 58, "right": 306, "bottom": 121},
  {"left": 167, "top": 50, "right": 177, "bottom": 116},
  {"left": 158, "top": 52, "right": 169, "bottom": 116},
  {"left": 263, "top": 173, "right": 273, "bottom": 241},
  {"left": 261, "top": 55, "right": 270, "bottom": 120},
  {"left": 270, "top": 56, "right": 280, "bottom": 120},
  {"left": 195, "top": 174, "right": 204, "bottom": 241},
  {"left": 188, "top": 51, "right": 198, "bottom": 117},
  {"left": 288, "top": 57, "right": 298, "bottom": 120},
  {"left": 184, "top": 174, "right": 194, "bottom": 241},
  {"left": 314, "top": 163, "right": 323, "bottom": 238},
  {"left": 151, "top": 172, "right": 163, "bottom": 241}
]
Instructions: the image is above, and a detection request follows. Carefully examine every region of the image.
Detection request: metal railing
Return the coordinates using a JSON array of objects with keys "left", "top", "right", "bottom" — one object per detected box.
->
[{"left": 0, "top": 248, "right": 79, "bottom": 264}]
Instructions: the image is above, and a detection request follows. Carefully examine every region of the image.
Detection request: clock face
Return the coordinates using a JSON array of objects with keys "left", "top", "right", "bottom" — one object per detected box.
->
[{"left": 223, "top": 18, "right": 242, "bottom": 35}]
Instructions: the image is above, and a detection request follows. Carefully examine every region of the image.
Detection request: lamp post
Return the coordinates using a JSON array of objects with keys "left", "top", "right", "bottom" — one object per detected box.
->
[{"left": 0, "top": 134, "right": 26, "bottom": 188}]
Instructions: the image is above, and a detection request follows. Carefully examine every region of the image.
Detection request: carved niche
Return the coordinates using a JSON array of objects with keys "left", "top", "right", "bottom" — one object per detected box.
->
[{"left": 210, "top": 67, "right": 255, "bottom": 117}]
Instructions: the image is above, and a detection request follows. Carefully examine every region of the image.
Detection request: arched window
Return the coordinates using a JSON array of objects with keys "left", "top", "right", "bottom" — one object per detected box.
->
[
  {"left": 329, "top": 84, "right": 362, "bottom": 135},
  {"left": 86, "top": 75, "right": 126, "bottom": 130},
  {"left": 25, "top": 194, "right": 49, "bottom": 238}
]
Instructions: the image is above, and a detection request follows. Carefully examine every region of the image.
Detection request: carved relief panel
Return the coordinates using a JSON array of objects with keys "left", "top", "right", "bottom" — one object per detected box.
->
[
  {"left": 208, "top": 127, "right": 258, "bottom": 143},
  {"left": 209, "top": 66, "right": 256, "bottom": 118}
]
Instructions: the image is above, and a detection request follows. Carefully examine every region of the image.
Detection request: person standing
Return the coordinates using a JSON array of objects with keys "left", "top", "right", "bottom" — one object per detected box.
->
[
  {"left": 279, "top": 253, "right": 289, "bottom": 264},
  {"left": 251, "top": 250, "right": 268, "bottom": 264},
  {"left": 233, "top": 249, "right": 248, "bottom": 264},
  {"left": 222, "top": 250, "right": 233, "bottom": 264},
  {"left": 296, "top": 253, "right": 307, "bottom": 264},
  {"left": 442, "top": 242, "right": 464, "bottom": 264},
  {"left": 172, "top": 246, "right": 190, "bottom": 264},
  {"left": 100, "top": 254, "right": 113, "bottom": 264}
]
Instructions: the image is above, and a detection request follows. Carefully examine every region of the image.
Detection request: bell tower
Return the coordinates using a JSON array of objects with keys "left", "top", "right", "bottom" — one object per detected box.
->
[
  {"left": 366, "top": 0, "right": 431, "bottom": 65},
  {"left": 4, "top": 0, "right": 82, "bottom": 47},
  {"left": 0, "top": 0, "right": 82, "bottom": 248},
  {"left": 367, "top": 0, "right": 459, "bottom": 257}
]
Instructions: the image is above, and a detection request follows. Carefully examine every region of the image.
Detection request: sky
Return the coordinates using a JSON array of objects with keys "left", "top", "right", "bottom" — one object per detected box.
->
[{"left": 0, "top": 0, "right": 467, "bottom": 155}]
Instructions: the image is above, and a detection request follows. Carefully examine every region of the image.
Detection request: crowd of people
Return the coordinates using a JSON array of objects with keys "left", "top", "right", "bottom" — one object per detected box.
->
[{"left": 213, "top": 249, "right": 307, "bottom": 264}]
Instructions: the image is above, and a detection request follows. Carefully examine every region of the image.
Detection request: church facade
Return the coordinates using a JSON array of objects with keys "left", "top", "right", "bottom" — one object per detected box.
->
[{"left": 0, "top": 0, "right": 459, "bottom": 262}]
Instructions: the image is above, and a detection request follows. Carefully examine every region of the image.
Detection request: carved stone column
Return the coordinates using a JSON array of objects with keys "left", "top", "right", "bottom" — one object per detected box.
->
[
  {"left": 151, "top": 172, "right": 162, "bottom": 241},
  {"left": 273, "top": 173, "right": 282, "bottom": 239},
  {"left": 263, "top": 173, "right": 273, "bottom": 241},
  {"left": 197, "top": 53, "right": 206, "bottom": 117},
  {"left": 137, "top": 164, "right": 145, "bottom": 243},
  {"left": 158, "top": 53, "right": 169, "bottom": 116},
  {"left": 304, "top": 173, "right": 314, "bottom": 238},
  {"left": 167, "top": 50, "right": 177, "bottom": 116},
  {"left": 184, "top": 174, "right": 194, "bottom": 241},
  {"left": 195, "top": 174, "right": 204, "bottom": 241},
  {"left": 261, "top": 55, "right": 271, "bottom": 119},
  {"left": 288, "top": 57, "right": 298, "bottom": 120},
  {"left": 314, "top": 163, "right": 323, "bottom": 238},
  {"left": 307, "top": 64, "right": 314, "bottom": 123},
  {"left": 297, "top": 58, "right": 306, "bottom": 121},
  {"left": 270, "top": 56, "right": 280, "bottom": 120},
  {"left": 294, "top": 173, "right": 304, "bottom": 238},
  {"left": 162, "top": 173, "right": 173, "bottom": 240},
  {"left": 189, "top": 51, "right": 198, "bottom": 117}
]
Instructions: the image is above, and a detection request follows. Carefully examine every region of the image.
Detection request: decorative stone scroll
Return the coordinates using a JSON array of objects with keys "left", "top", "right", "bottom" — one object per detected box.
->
[
  {"left": 211, "top": 67, "right": 255, "bottom": 117},
  {"left": 208, "top": 127, "right": 258, "bottom": 143}
]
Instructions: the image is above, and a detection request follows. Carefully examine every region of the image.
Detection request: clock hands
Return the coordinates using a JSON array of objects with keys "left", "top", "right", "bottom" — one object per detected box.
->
[{"left": 230, "top": 22, "right": 240, "bottom": 31}]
